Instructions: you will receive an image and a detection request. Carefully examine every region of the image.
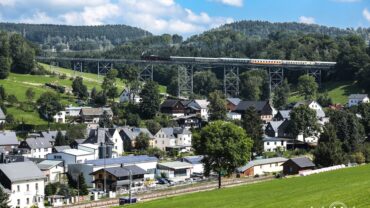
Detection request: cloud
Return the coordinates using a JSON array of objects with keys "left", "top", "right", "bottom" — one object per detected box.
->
[
  {"left": 214, "top": 0, "right": 243, "bottom": 7},
  {"left": 0, "top": 0, "right": 233, "bottom": 36},
  {"left": 363, "top": 8, "right": 370, "bottom": 22},
  {"left": 299, "top": 16, "right": 315, "bottom": 24}
]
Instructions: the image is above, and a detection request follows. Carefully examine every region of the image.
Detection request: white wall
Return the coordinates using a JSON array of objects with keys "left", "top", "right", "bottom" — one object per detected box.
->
[
  {"left": 24, "top": 147, "right": 52, "bottom": 159},
  {"left": 349, "top": 97, "right": 370, "bottom": 107},
  {"left": 10, "top": 179, "right": 45, "bottom": 208},
  {"left": 264, "top": 140, "right": 287, "bottom": 152},
  {"left": 176, "top": 133, "right": 192, "bottom": 147},
  {"left": 191, "top": 164, "right": 204, "bottom": 174},
  {"left": 47, "top": 152, "right": 95, "bottom": 167},
  {"left": 44, "top": 166, "right": 64, "bottom": 184},
  {"left": 252, "top": 162, "right": 285, "bottom": 175},
  {"left": 157, "top": 168, "right": 191, "bottom": 182},
  {"left": 111, "top": 130, "right": 123, "bottom": 155}
]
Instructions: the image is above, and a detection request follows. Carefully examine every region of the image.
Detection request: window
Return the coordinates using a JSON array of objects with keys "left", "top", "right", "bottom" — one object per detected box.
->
[
  {"left": 99, "top": 174, "right": 103, "bottom": 179},
  {"left": 267, "top": 142, "right": 270, "bottom": 145},
  {"left": 281, "top": 141, "right": 284, "bottom": 145},
  {"left": 274, "top": 142, "right": 277, "bottom": 145},
  {"left": 54, "top": 155, "right": 62, "bottom": 159},
  {"left": 26, "top": 184, "right": 29, "bottom": 191},
  {"left": 17, "top": 199, "right": 20, "bottom": 205},
  {"left": 44, "top": 148, "right": 48, "bottom": 152},
  {"left": 35, "top": 183, "right": 38, "bottom": 191},
  {"left": 162, "top": 141, "right": 164, "bottom": 145},
  {"left": 39, "top": 148, "right": 41, "bottom": 152},
  {"left": 17, "top": 185, "right": 20, "bottom": 192},
  {"left": 26, "top": 198, "right": 29, "bottom": 204}
]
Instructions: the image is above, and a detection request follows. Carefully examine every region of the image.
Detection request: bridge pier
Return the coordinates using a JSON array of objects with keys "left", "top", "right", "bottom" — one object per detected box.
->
[
  {"left": 72, "top": 61, "right": 83, "bottom": 76},
  {"left": 97, "top": 62, "right": 113, "bottom": 78},
  {"left": 138, "top": 64, "right": 154, "bottom": 82},
  {"left": 306, "top": 68, "right": 322, "bottom": 86},
  {"left": 178, "top": 65, "right": 193, "bottom": 98},
  {"left": 224, "top": 66, "right": 239, "bottom": 98},
  {"left": 269, "top": 68, "right": 284, "bottom": 93}
]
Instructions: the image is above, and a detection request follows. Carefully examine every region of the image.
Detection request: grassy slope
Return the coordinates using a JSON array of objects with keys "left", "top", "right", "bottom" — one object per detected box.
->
[
  {"left": 130, "top": 165, "right": 370, "bottom": 208},
  {"left": 289, "top": 81, "right": 361, "bottom": 104}
]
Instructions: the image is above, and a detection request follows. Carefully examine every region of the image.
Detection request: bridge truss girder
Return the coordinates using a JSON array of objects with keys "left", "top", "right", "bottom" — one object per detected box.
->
[
  {"left": 72, "top": 61, "right": 83, "bottom": 75},
  {"left": 224, "top": 66, "right": 239, "bottom": 98},
  {"left": 306, "top": 68, "right": 322, "bottom": 86},
  {"left": 269, "top": 68, "right": 284, "bottom": 92},
  {"left": 138, "top": 64, "right": 154, "bottom": 82},
  {"left": 178, "top": 65, "right": 193, "bottom": 98},
  {"left": 49, "top": 61, "right": 59, "bottom": 72},
  {"left": 98, "top": 62, "right": 113, "bottom": 76}
]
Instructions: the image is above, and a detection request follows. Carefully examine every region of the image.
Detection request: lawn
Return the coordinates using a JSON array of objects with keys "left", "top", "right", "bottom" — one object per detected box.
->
[
  {"left": 128, "top": 165, "right": 370, "bottom": 208},
  {"left": 289, "top": 81, "right": 362, "bottom": 104}
]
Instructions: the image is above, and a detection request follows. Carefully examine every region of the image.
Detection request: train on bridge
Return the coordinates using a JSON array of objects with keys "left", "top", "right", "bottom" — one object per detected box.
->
[{"left": 141, "top": 54, "right": 336, "bottom": 67}]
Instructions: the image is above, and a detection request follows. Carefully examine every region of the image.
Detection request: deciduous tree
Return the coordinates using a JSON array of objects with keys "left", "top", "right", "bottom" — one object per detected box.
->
[
  {"left": 208, "top": 90, "right": 227, "bottom": 121},
  {"left": 297, "top": 75, "right": 318, "bottom": 100}
]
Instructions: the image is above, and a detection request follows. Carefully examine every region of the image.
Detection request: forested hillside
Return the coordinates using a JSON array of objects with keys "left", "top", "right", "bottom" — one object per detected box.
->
[
  {"left": 0, "top": 23, "right": 151, "bottom": 51},
  {"left": 218, "top": 20, "right": 370, "bottom": 41}
]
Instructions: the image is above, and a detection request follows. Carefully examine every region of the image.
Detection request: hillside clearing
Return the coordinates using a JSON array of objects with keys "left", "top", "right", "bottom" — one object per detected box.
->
[{"left": 128, "top": 165, "right": 370, "bottom": 208}]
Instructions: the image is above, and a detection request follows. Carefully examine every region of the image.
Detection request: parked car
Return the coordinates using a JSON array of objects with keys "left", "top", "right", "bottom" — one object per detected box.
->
[
  {"left": 119, "top": 197, "right": 138, "bottom": 205},
  {"left": 156, "top": 178, "right": 168, "bottom": 184}
]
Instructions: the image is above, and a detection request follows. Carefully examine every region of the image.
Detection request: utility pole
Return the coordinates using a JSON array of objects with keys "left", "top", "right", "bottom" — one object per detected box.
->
[{"left": 121, "top": 166, "right": 133, "bottom": 204}]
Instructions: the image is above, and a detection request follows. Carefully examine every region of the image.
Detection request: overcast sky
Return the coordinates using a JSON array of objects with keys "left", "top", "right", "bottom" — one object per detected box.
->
[{"left": 0, "top": 0, "right": 369, "bottom": 36}]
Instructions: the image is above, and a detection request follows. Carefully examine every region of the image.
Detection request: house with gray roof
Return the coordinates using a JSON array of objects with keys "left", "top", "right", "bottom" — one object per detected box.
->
[
  {"left": 274, "top": 110, "right": 291, "bottom": 121},
  {"left": 84, "top": 128, "right": 122, "bottom": 155},
  {"left": 120, "top": 127, "right": 154, "bottom": 151},
  {"left": 348, "top": 94, "right": 369, "bottom": 107},
  {"left": 263, "top": 136, "right": 291, "bottom": 152},
  {"left": 90, "top": 165, "right": 146, "bottom": 192},
  {"left": 37, "top": 160, "right": 64, "bottom": 183},
  {"left": 234, "top": 100, "right": 277, "bottom": 122},
  {"left": 0, "top": 161, "right": 46, "bottom": 208},
  {"left": 226, "top": 98, "right": 241, "bottom": 111},
  {"left": 0, "top": 107, "right": 5, "bottom": 124},
  {"left": 237, "top": 157, "right": 288, "bottom": 176},
  {"left": 154, "top": 127, "right": 192, "bottom": 152},
  {"left": 282, "top": 157, "right": 315, "bottom": 175},
  {"left": 265, "top": 120, "right": 290, "bottom": 138},
  {"left": 41, "top": 130, "right": 66, "bottom": 145},
  {"left": 180, "top": 155, "right": 204, "bottom": 174},
  {"left": 294, "top": 100, "right": 326, "bottom": 119},
  {"left": 19, "top": 137, "right": 53, "bottom": 159},
  {"left": 80, "top": 107, "right": 113, "bottom": 128},
  {"left": 0, "top": 131, "right": 19, "bottom": 153},
  {"left": 157, "top": 161, "right": 193, "bottom": 182}
]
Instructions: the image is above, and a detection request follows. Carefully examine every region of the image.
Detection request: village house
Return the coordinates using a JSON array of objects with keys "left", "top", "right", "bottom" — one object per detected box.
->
[
  {"left": 282, "top": 157, "right": 315, "bottom": 175},
  {"left": 174, "top": 115, "right": 203, "bottom": 129},
  {"left": 119, "top": 88, "right": 142, "bottom": 104},
  {"left": 154, "top": 127, "right": 192, "bottom": 152},
  {"left": 263, "top": 136, "right": 290, "bottom": 152},
  {"left": 234, "top": 100, "right": 277, "bottom": 122},
  {"left": 90, "top": 165, "right": 147, "bottom": 192},
  {"left": 46, "top": 148, "right": 96, "bottom": 167},
  {"left": 37, "top": 160, "right": 64, "bottom": 184},
  {"left": 53, "top": 111, "right": 66, "bottom": 123},
  {"left": 160, "top": 99, "right": 186, "bottom": 117},
  {"left": 273, "top": 110, "right": 291, "bottom": 121},
  {"left": 68, "top": 155, "right": 158, "bottom": 187},
  {"left": 237, "top": 157, "right": 288, "bottom": 177},
  {"left": 265, "top": 120, "right": 290, "bottom": 138},
  {"left": 226, "top": 98, "right": 241, "bottom": 111},
  {"left": 0, "top": 161, "right": 46, "bottom": 208},
  {"left": 84, "top": 128, "right": 121, "bottom": 156},
  {"left": 120, "top": 127, "right": 154, "bottom": 151},
  {"left": 226, "top": 112, "right": 242, "bottom": 120},
  {"left": 180, "top": 155, "right": 204, "bottom": 175},
  {"left": 78, "top": 143, "right": 100, "bottom": 159},
  {"left": 80, "top": 107, "right": 113, "bottom": 128},
  {"left": 0, "top": 131, "right": 19, "bottom": 154},
  {"left": 19, "top": 137, "right": 53, "bottom": 158},
  {"left": 348, "top": 94, "right": 370, "bottom": 107},
  {"left": 294, "top": 100, "right": 326, "bottom": 119},
  {"left": 41, "top": 130, "right": 66, "bottom": 146},
  {"left": 157, "top": 161, "right": 193, "bottom": 182}
]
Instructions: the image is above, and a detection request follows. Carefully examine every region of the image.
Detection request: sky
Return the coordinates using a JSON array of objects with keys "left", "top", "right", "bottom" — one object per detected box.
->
[{"left": 0, "top": 0, "right": 369, "bottom": 37}]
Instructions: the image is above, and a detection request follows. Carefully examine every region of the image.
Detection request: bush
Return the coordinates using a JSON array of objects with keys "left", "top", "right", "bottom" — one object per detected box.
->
[
  {"left": 59, "top": 74, "right": 67, "bottom": 79},
  {"left": 351, "top": 152, "right": 365, "bottom": 164}
]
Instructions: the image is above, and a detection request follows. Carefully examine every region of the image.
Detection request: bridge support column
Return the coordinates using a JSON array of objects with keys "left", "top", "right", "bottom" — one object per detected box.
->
[
  {"left": 138, "top": 64, "right": 154, "bottom": 82},
  {"left": 306, "top": 68, "right": 322, "bottom": 86},
  {"left": 72, "top": 61, "right": 83, "bottom": 76},
  {"left": 269, "top": 68, "right": 284, "bottom": 93},
  {"left": 97, "top": 62, "right": 113, "bottom": 78},
  {"left": 224, "top": 66, "right": 239, "bottom": 98},
  {"left": 178, "top": 65, "right": 193, "bottom": 98}
]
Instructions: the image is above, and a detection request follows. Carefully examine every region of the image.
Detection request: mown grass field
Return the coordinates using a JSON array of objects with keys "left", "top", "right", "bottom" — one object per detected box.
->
[
  {"left": 289, "top": 81, "right": 361, "bottom": 104},
  {"left": 128, "top": 165, "right": 370, "bottom": 208}
]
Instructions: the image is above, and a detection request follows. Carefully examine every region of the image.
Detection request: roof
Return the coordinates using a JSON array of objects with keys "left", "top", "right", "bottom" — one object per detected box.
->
[
  {"left": 37, "top": 160, "right": 64, "bottom": 170},
  {"left": 41, "top": 131, "right": 66, "bottom": 142},
  {"left": 285, "top": 157, "right": 315, "bottom": 168},
  {"left": 194, "top": 100, "right": 209, "bottom": 109},
  {"left": 95, "top": 165, "right": 147, "bottom": 177},
  {"left": 85, "top": 155, "right": 158, "bottom": 166},
  {"left": 78, "top": 143, "right": 99, "bottom": 150},
  {"left": 0, "top": 107, "right": 5, "bottom": 120},
  {"left": 84, "top": 128, "right": 114, "bottom": 145},
  {"left": 159, "top": 127, "right": 191, "bottom": 138},
  {"left": 120, "top": 127, "right": 153, "bottom": 141},
  {"left": 0, "top": 131, "right": 19, "bottom": 146},
  {"left": 277, "top": 110, "right": 291, "bottom": 120},
  {"left": 267, "top": 121, "right": 285, "bottom": 132},
  {"left": 182, "top": 155, "right": 203, "bottom": 164},
  {"left": 0, "top": 161, "right": 45, "bottom": 182},
  {"left": 160, "top": 99, "right": 182, "bottom": 108},
  {"left": 293, "top": 101, "right": 325, "bottom": 118},
  {"left": 53, "top": 145, "right": 71, "bottom": 153},
  {"left": 227, "top": 98, "right": 241, "bottom": 106},
  {"left": 349, "top": 94, "right": 369, "bottom": 100},
  {"left": 24, "top": 137, "right": 52, "bottom": 149},
  {"left": 235, "top": 101, "right": 268, "bottom": 112},
  {"left": 237, "top": 157, "right": 288, "bottom": 172},
  {"left": 158, "top": 161, "right": 193, "bottom": 170},
  {"left": 262, "top": 136, "right": 292, "bottom": 142},
  {"left": 62, "top": 149, "right": 93, "bottom": 156},
  {"left": 80, "top": 108, "right": 113, "bottom": 116}
]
